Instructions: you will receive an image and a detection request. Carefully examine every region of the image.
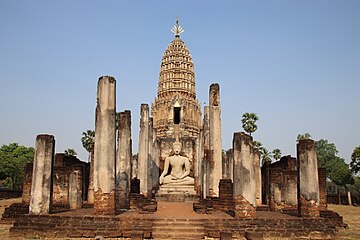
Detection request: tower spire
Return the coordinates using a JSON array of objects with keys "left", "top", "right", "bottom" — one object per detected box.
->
[{"left": 171, "top": 17, "right": 184, "bottom": 38}]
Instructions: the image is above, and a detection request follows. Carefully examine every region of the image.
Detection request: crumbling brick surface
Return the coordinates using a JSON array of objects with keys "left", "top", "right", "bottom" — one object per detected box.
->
[
  {"left": 234, "top": 195, "right": 256, "bottom": 218},
  {"left": 299, "top": 196, "right": 320, "bottom": 218},
  {"left": 94, "top": 189, "right": 116, "bottom": 215}
]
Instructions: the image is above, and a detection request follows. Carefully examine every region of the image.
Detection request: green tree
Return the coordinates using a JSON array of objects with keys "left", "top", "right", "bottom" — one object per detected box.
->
[
  {"left": 64, "top": 148, "right": 77, "bottom": 156},
  {"left": 260, "top": 147, "right": 272, "bottom": 165},
  {"left": 272, "top": 148, "right": 281, "bottom": 161},
  {"left": 0, "top": 143, "right": 34, "bottom": 189},
  {"left": 350, "top": 145, "right": 360, "bottom": 174},
  {"left": 253, "top": 141, "right": 262, "bottom": 149},
  {"left": 241, "top": 113, "right": 259, "bottom": 136},
  {"left": 297, "top": 133, "right": 312, "bottom": 141},
  {"left": 316, "top": 139, "right": 354, "bottom": 204},
  {"left": 81, "top": 130, "right": 95, "bottom": 162}
]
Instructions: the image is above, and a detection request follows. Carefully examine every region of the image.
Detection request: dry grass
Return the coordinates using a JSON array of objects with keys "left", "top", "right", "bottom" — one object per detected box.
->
[{"left": 328, "top": 204, "right": 360, "bottom": 240}]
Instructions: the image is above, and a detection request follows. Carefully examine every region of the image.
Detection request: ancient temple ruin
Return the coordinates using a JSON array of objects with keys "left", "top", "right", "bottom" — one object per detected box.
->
[{"left": 4, "top": 19, "right": 346, "bottom": 239}]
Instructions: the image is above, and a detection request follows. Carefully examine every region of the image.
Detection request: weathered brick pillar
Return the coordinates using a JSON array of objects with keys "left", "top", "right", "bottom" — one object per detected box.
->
[
  {"left": 269, "top": 174, "right": 282, "bottom": 211},
  {"left": 208, "top": 83, "right": 222, "bottom": 197},
  {"left": 253, "top": 148, "right": 262, "bottom": 206},
  {"left": 22, "top": 163, "right": 33, "bottom": 204},
  {"left": 318, "top": 168, "right": 327, "bottom": 210},
  {"left": 202, "top": 106, "right": 210, "bottom": 198},
  {"left": 29, "top": 134, "right": 55, "bottom": 215},
  {"left": 233, "top": 132, "right": 256, "bottom": 218},
  {"left": 93, "top": 76, "right": 116, "bottom": 215},
  {"left": 149, "top": 118, "right": 159, "bottom": 194},
  {"left": 297, "top": 139, "right": 320, "bottom": 218},
  {"left": 116, "top": 110, "right": 132, "bottom": 211},
  {"left": 283, "top": 171, "right": 298, "bottom": 209},
  {"left": 222, "top": 149, "right": 233, "bottom": 180},
  {"left": 195, "top": 130, "right": 203, "bottom": 196},
  {"left": 69, "top": 168, "right": 82, "bottom": 209},
  {"left": 88, "top": 150, "right": 94, "bottom": 204},
  {"left": 138, "top": 104, "right": 150, "bottom": 197}
]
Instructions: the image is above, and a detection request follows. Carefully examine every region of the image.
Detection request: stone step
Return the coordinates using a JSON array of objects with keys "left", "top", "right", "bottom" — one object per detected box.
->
[
  {"left": 153, "top": 220, "right": 204, "bottom": 226},
  {"left": 152, "top": 232, "right": 205, "bottom": 240},
  {"left": 153, "top": 226, "right": 204, "bottom": 232}
]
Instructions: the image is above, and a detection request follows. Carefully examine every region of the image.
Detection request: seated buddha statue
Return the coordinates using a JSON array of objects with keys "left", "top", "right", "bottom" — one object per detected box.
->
[{"left": 159, "top": 141, "right": 194, "bottom": 185}]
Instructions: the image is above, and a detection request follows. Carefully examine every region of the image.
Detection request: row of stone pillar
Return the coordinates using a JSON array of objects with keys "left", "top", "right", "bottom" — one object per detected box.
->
[
  {"left": 231, "top": 131, "right": 321, "bottom": 218},
  {"left": 29, "top": 76, "right": 133, "bottom": 215}
]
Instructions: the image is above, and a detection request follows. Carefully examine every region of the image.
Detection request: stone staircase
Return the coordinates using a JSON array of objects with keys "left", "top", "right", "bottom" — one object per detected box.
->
[{"left": 152, "top": 218, "right": 205, "bottom": 240}]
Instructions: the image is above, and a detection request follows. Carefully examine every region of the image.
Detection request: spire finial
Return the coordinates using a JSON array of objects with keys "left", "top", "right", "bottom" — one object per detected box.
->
[{"left": 171, "top": 17, "right": 184, "bottom": 38}]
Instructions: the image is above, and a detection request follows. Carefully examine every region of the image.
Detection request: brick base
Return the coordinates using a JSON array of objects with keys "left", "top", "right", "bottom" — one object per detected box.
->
[
  {"left": 299, "top": 196, "right": 320, "bottom": 218},
  {"left": 234, "top": 195, "right": 256, "bottom": 218},
  {"left": 94, "top": 188, "right": 116, "bottom": 215}
]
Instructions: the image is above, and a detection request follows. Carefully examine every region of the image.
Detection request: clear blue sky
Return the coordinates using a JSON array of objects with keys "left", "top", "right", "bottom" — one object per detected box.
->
[{"left": 0, "top": 1, "right": 359, "bottom": 163}]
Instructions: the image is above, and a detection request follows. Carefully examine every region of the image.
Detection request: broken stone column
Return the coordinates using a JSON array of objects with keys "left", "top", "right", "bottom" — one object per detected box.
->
[
  {"left": 253, "top": 148, "right": 262, "bottom": 206},
  {"left": 202, "top": 106, "right": 210, "bottom": 198},
  {"left": 233, "top": 132, "right": 256, "bottom": 218},
  {"left": 138, "top": 103, "right": 150, "bottom": 197},
  {"left": 22, "top": 163, "right": 33, "bottom": 204},
  {"left": 318, "top": 168, "right": 327, "bottom": 210},
  {"left": 69, "top": 168, "right": 82, "bottom": 209},
  {"left": 222, "top": 149, "right": 233, "bottom": 180},
  {"left": 116, "top": 110, "right": 132, "bottom": 211},
  {"left": 283, "top": 171, "right": 298, "bottom": 209},
  {"left": 93, "top": 76, "right": 116, "bottom": 215},
  {"left": 208, "top": 83, "right": 222, "bottom": 197},
  {"left": 29, "top": 134, "right": 55, "bottom": 215},
  {"left": 297, "top": 139, "right": 320, "bottom": 218},
  {"left": 88, "top": 150, "right": 94, "bottom": 204}
]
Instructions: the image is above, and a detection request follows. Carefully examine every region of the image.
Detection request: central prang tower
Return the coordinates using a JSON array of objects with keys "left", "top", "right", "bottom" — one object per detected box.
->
[{"left": 151, "top": 19, "right": 202, "bottom": 160}]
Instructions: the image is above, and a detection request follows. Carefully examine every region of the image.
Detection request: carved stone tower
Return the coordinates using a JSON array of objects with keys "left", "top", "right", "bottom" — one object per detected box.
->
[{"left": 151, "top": 19, "right": 202, "bottom": 161}]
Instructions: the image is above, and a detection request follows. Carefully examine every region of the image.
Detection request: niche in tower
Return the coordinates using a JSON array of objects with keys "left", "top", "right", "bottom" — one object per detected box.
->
[{"left": 174, "top": 101, "right": 181, "bottom": 124}]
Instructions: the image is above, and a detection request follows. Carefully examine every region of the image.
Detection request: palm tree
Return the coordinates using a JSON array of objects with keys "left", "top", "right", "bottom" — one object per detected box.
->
[
  {"left": 241, "top": 113, "right": 259, "bottom": 136},
  {"left": 272, "top": 148, "right": 281, "bottom": 161},
  {"left": 81, "top": 130, "right": 95, "bottom": 161},
  {"left": 260, "top": 147, "right": 272, "bottom": 165},
  {"left": 253, "top": 141, "right": 262, "bottom": 149},
  {"left": 64, "top": 148, "right": 77, "bottom": 156},
  {"left": 297, "top": 133, "right": 312, "bottom": 141}
]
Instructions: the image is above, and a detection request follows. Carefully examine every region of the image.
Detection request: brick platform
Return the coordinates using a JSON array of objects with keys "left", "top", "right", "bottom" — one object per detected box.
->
[{"left": 8, "top": 201, "right": 342, "bottom": 239}]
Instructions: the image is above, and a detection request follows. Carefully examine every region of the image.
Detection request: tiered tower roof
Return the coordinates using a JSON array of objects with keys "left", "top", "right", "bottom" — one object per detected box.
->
[
  {"left": 157, "top": 23, "right": 196, "bottom": 100},
  {"left": 152, "top": 19, "right": 201, "bottom": 139}
]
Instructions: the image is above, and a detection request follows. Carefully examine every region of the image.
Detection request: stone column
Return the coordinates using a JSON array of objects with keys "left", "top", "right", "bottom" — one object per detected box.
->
[
  {"left": 149, "top": 118, "right": 159, "bottom": 193},
  {"left": 297, "top": 139, "right": 320, "bottom": 218},
  {"left": 116, "top": 110, "right": 132, "bottom": 211},
  {"left": 202, "top": 106, "right": 210, "bottom": 198},
  {"left": 208, "top": 83, "right": 222, "bottom": 197},
  {"left": 29, "top": 134, "right": 55, "bottom": 215},
  {"left": 138, "top": 104, "right": 150, "bottom": 197},
  {"left": 233, "top": 132, "right": 256, "bottom": 218},
  {"left": 87, "top": 150, "right": 94, "bottom": 204},
  {"left": 195, "top": 130, "right": 203, "bottom": 196},
  {"left": 69, "top": 168, "right": 82, "bottom": 209},
  {"left": 93, "top": 76, "right": 116, "bottom": 215},
  {"left": 253, "top": 148, "right": 262, "bottom": 206},
  {"left": 222, "top": 149, "right": 233, "bottom": 180},
  {"left": 283, "top": 171, "right": 298, "bottom": 209}
]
